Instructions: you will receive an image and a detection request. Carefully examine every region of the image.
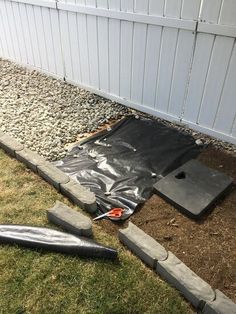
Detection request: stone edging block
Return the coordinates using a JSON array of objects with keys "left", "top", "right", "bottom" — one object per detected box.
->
[
  {"left": 156, "top": 251, "right": 215, "bottom": 308},
  {"left": 60, "top": 179, "right": 97, "bottom": 214},
  {"left": 0, "top": 132, "right": 97, "bottom": 214},
  {"left": 37, "top": 162, "right": 70, "bottom": 190},
  {"left": 203, "top": 289, "right": 236, "bottom": 314},
  {"left": 16, "top": 148, "right": 46, "bottom": 172},
  {"left": 0, "top": 133, "right": 24, "bottom": 157},
  {"left": 118, "top": 222, "right": 168, "bottom": 268},
  {"left": 47, "top": 201, "right": 92, "bottom": 237},
  {"left": 118, "top": 222, "right": 236, "bottom": 311}
]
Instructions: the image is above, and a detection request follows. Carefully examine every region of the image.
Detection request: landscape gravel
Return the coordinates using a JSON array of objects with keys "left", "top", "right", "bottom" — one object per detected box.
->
[
  {"left": 0, "top": 58, "right": 235, "bottom": 161},
  {"left": 0, "top": 59, "right": 131, "bottom": 160}
]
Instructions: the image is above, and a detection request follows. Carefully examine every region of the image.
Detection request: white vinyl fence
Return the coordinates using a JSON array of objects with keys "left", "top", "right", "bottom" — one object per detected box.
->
[{"left": 0, "top": 0, "right": 236, "bottom": 144}]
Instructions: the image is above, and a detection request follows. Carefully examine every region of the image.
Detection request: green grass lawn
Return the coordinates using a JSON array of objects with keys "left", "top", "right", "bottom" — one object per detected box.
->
[{"left": 0, "top": 149, "right": 192, "bottom": 314}]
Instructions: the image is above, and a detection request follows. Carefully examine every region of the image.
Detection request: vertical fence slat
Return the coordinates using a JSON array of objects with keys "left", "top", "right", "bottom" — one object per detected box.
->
[
  {"left": 149, "top": 0, "right": 165, "bottom": 16},
  {"left": 86, "top": 0, "right": 99, "bottom": 88},
  {"left": 76, "top": 12, "right": 90, "bottom": 84},
  {"left": 50, "top": 8, "right": 64, "bottom": 77},
  {"left": 183, "top": 33, "right": 215, "bottom": 123},
  {"left": 200, "top": 0, "right": 222, "bottom": 23},
  {"left": 85, "top": 0, "right": 95, "bottom": 6},
  {"left": 34, "top": 6, "right": 49, "bottom": 71},
  {"left": 214, "top": 43, "right": 236, "bottom": 134},
  {"left": 67, "top": 11, "right": 82, "bottom": 81},
  {"left": 120, "top": 0, "right": 133, "bottom": 99},
  {"left": 5, "top": 1, "right": 20, "bottom": 60},
  {"left": 108, "top": 0, "right": 120, "bottom": 95},
  {"left": 0, "top": 2, "right": 9, "bottom": 57},
  {"left": 0, "top": 26, "right": 3, "bottom": 56},
  {"left": 156, "top": 0, "right": 184, "bottom": 114},
  {"left": 168, "top": 30, "right": 195, "bottom": 118},
  {"left": 42, "top": 7, "right": 57, "bottom": 73},
  {"left": 142, "top": 0, "right": 164, "bottom": 107},
  {"left": 26, "top": 5, "right": 41, "bottom": 68},
  {"left": 12, "top": 2, "right": 28, "bottom": 64},
  {"left": 18, "top": 3, "right": 34, "bottom": 65},
  {"left": 59, "top": 10, "right": 73, "bottom": 78},
  {"left": 97, "top": 0, "right": 109, "bottom": 92},
  {"left": 198, "top": 36, "right": 234, "bottom": 128},
  {"left": 142, "top": 25, "right": 162, "bottom": 107},
  {"left": 131, "top": 0, "right": 148, "bottom": 104},
  {"left": 181, "top": 0, "right": 201, "bottom": 20},
  {"left": 232, "top": 119, "right": 236, "bottom": 137},
  {"left": 120, "top": 0, "right": 133, "bottom": 13},
  {"left": 0, "top": 1, "right": 15, "bottom": 59},
  {"left": 164, "top": 0, "right": 182, "bottom": 18},
  {"left": 219, "top": 0, "right": 236, "bottom": 26},
  {"left": 155, "top": 27, "right": 178, "bottom": 112}
]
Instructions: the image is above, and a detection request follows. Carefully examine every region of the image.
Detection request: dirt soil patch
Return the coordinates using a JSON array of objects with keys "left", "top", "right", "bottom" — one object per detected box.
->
[{"left": 99, "top": 147, "right": 236, "bottom": 302}]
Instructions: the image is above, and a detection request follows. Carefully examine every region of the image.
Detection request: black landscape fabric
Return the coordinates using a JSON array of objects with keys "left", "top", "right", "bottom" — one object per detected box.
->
[
  {"left": 55, "top": 116, "right": 200, "bottom": 219},
  {"left": 0, "top": 225, "right": 117, "bottom": 259}
]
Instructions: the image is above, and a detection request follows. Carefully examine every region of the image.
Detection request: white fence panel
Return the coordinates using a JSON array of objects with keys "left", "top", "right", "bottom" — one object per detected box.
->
[
  {"left": 183, "top": 0, "right": 236, "bottom": 143},
  {"left": 0, "top": 0, "right": 236, "bottom": 144},
  {"left": 0, "top": 0, "right": 64, "bottom": 77}
]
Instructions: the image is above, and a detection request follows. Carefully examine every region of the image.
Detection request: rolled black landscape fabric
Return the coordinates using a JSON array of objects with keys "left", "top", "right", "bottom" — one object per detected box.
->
[
  {"left": 0, "top": 225, "right": 117, "bottom": 259},
  {"left": 55, "top": 116, "right": 201, "bottom": 219}
]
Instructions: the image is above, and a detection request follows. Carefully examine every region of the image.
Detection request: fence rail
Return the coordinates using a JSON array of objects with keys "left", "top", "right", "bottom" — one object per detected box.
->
[{"left": 0, "top": 0, "right": 236, "bottom": 144}]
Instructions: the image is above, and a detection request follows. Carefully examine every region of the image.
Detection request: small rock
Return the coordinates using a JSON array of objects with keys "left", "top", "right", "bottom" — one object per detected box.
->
[{"left": 195, "top": 139, "right": 203, "bottom": 146}]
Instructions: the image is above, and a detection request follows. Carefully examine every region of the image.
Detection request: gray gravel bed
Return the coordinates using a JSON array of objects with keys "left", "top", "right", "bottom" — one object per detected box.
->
[
  {"left": 0, "top": 59, "right": 131, "bottom": 160},
  {"left": 0, "top": 58, "right": 235, "bottom": 161}
]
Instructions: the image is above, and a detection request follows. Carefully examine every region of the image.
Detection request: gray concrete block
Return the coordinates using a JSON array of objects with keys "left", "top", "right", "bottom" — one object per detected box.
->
[
  {"left": 37, "top": 163, "right": 70, "bottom": 190},
  {"left": 16, "top": 148, "right": 46, "bottom": 172},
  {"left": 203, "top": 289, "right": 236, "bottom": 314},
  {"left": 156, "top": 251, "right": 215, "bottom": 308},
  {"left": 0, "top": 133, "right": 24, "bottom": 157},
  {"left": 47, "top": 201, "right": 92, "bottom": 237},
  {"left": 60, "top": 179, "right": 97, "bottom": 213},
  {"left": 118, "top": 222, "right": 168, "bottom": 268}
]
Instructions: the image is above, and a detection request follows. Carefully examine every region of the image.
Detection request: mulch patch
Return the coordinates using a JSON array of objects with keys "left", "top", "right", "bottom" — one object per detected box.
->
[{"left": 99, "top": 147, "right": 236, "bottom": 302}]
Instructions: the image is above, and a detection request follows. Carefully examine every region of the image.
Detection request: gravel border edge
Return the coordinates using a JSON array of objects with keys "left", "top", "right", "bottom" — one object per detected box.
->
[
  {"left": 119, "top": 222, "right": 236, "bottom": 313},
  {"left": 0, "top": 132, "right": 97, "bottom": 213}
]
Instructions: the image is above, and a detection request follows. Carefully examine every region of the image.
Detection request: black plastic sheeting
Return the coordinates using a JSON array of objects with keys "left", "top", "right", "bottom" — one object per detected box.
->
[
  {"left": 0, "top": 225, "right": 117, "bottom": 259},
  {"left": 55, "top": 116, "right": 200, "bottom": 219}
]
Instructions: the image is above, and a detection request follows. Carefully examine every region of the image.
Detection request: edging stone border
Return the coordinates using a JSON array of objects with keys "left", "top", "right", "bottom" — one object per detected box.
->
[
  {"left": 37, "top": 162, "right": 70, "bottom": 191},
  {"left": 60, "top": 179, "right": 97, "bottom": 213},
  {"left": 16, "top": 147, "right": 46, "bottom": 172},
  {"left": 118, "top": 222, "right": 168, "bottom": 268},
  {"left": 47, "top": 201, "right": 93, "bottom": 237},
  {"left": 119, "top": 222, "right": 236, "bottom": 313},
  {"left": 203, "top": 289, "right": 236, "bottom": 314},
  {"left": 156, "top": 251, "right": 215, "bottom": 309},
  {"left": 0, "top": 133, "right": 24, "bottom": 157},
  {"left": 0, "top": 132, "right": 97, "bottom": 213}
]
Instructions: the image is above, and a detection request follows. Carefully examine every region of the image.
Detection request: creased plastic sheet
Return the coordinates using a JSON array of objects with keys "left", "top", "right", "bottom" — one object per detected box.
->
[
  {"left": 55, "top": 116, "right": 200, "bottom": 219},
  {"left": 0, "top": 225, "right": 117, "bottom": 259}
]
